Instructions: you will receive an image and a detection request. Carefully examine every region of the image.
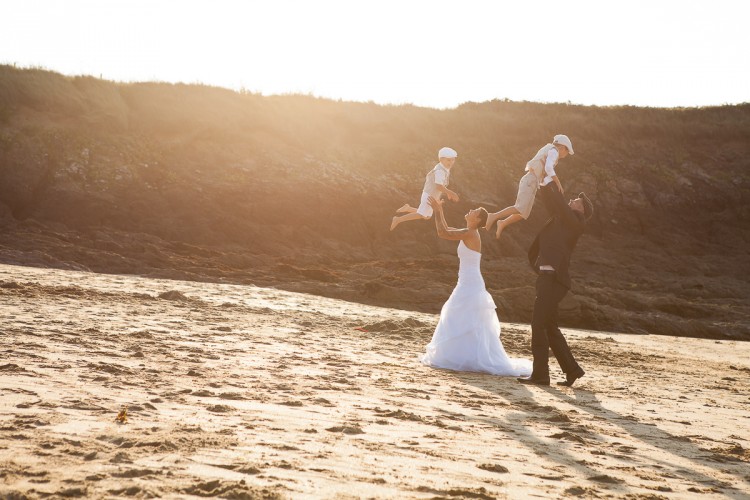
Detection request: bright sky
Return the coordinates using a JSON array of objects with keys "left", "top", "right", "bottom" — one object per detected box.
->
[{"left": 1, "top": 0, "right": 748, "bottom": 109}]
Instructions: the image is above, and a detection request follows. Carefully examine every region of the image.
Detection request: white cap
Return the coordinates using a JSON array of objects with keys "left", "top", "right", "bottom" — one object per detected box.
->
[
  {"left": 438, "top": 147, "right": 458, "bottom": 159},
  {"left": 553, "top": 134, "right": 574, "bottom": 155}
]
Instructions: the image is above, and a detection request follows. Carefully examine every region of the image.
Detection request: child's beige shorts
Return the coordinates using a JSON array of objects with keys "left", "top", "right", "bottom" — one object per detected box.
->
[
  {"left": 513, "top": 171, "right": 539, "bottom": 220},
  {"left": 416, "top": 191, "right": 434, "bottom": 218}
]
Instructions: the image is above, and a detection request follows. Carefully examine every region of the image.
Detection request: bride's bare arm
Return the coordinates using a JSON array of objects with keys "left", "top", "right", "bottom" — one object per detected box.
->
[
  {"left": 437, "top": 200, "right": 459, "bottom": 230},
  {"left": 429, "top": 197, "right": 469, "bottom": 241}
]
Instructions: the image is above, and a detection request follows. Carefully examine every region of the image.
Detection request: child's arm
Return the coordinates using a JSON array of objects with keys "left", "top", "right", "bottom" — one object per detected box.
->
[
  {"left": 543, "top": 149, "right": 561, "bottom": 193},
  {"left": 429, "top": 197, "right": 470, "bottom": 241},
  {"left": 552, "top": 175, "right": 564, "bottom": 194},
  {"left": 435, "top": 184, "right": 459, "bottom": 202}
]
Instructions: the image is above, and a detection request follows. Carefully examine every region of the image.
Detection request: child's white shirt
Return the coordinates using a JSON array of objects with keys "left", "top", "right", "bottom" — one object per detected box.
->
[
  {"left": 540, "top": 148, "right": 559, "bottom": 186},
  {"left": 525, "top": 143, "right": 557, "bottom": 183},
  {"left": 422, "top": 162, "right": 450, "bottom": 198}
]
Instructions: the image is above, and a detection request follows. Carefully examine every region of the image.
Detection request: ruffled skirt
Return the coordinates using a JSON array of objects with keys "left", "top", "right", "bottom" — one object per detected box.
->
[{"left": 421, "top": 274, "right": 532, "bottom": 376}]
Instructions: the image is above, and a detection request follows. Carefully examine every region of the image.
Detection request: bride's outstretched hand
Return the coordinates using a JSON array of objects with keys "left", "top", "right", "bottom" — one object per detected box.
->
[{"left": 427, "top": 196, "right": 443, "bottom": 211}]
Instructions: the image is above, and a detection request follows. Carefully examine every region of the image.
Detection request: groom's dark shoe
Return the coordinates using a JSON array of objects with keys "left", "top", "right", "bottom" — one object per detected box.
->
[
  {"left": 517, "top": 376, "right": 551, "bottom": 386},
  {"left": 557, "top": 368, "right": 585, "bottom": 387}
]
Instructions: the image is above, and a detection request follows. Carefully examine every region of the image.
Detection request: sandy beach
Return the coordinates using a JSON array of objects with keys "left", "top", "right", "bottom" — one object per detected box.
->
[{"left": 1, "top": 262, "right": 749, "bottom": 499}]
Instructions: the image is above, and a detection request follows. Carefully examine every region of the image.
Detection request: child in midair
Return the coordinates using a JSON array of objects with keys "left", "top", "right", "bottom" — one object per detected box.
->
[
  {"left": 485, "top": 135, "right": 574, "bottom": 238},
  {"left": 390, "top": 147, "right": 460, "bottom": 231}
]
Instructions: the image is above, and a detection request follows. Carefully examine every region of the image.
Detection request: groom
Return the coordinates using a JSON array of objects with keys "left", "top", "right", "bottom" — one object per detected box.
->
[{"left": 518, "top": 183, "right": 593, "bottom": 387}]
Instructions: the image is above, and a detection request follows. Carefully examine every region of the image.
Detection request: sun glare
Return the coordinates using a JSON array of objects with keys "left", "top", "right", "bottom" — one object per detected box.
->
[{"left": 1, "top": 0, "right": 748, "bottom": 108}]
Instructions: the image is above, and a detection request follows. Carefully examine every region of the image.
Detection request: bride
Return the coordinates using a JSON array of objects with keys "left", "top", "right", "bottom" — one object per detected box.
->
[{"left": 421, "top": 197, "right": 532, "bottom": 377}]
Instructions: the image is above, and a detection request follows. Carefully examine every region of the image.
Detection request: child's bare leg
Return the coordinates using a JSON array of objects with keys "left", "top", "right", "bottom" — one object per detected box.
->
[
  {"left": 391, "top": 212, "right": 426, "bottom": 231},
  {"left": 485, "top": 206, "right": 520, "bottom": 231},
  {"left": 495, "top": 214, "right": 524, "bottom": 239},
  {"left": 396, "top": 204, "right": 417, "bottom": 214}
]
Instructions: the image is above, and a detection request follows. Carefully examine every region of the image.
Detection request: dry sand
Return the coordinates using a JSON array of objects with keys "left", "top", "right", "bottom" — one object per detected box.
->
[{"left": 1, "top": 263, "right": 749, "bottom": 499}]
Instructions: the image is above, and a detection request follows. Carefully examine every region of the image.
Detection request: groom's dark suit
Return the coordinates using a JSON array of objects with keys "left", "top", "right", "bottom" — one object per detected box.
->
[{"left": 526, "top": 183, "right": 585, "bottom": 382}]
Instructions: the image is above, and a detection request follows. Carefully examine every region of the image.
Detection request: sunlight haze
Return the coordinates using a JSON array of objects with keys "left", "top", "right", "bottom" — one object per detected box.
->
[{"left": 1, "top": 0, "right": 748, "bottom": 108}]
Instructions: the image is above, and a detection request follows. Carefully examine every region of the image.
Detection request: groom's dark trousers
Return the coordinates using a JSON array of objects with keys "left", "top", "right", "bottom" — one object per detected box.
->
[
  {"left": 530, "top": 271, "right": 581, "bottom": 378},
  {"left": 527, "top": 184, "right": 585, "bottom": 380}
]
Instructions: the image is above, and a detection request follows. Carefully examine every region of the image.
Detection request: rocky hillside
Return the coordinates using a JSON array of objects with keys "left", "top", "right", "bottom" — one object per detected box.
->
[{"left": 1, "top": 65, "right": 748, "bottom": 339}]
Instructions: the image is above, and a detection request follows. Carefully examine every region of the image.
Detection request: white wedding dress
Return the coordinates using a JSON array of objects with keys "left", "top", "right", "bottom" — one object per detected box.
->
[{"left": 421, "top": 241, "right": 532, "bottom": 376}]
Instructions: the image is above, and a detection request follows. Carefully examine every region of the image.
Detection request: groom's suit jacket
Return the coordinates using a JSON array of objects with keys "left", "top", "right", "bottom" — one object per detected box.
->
[{"left": 527, "top": 184, "right": 585, "bottom": 289}]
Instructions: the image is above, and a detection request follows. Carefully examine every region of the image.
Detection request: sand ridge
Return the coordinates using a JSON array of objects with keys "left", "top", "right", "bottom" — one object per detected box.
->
[{"left": 0, "top": 263, "right": 749, "bottom": 499}]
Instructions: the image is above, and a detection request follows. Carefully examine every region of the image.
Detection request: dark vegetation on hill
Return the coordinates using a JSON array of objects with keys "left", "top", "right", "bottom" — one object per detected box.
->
[{"left": 1, "top": 65, "right": 748, "bottom": 340}]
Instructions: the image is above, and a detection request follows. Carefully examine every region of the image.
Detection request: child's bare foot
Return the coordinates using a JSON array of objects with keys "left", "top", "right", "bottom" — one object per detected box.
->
[
  {"left": 390, "top": 217, "right": 399, "bottom": 231},
  {"left": 396, "top": 204, "right": 411, "bottom": 214},
  {"left": 495, "top": 223, "right": 505, "bottom": 239}
]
